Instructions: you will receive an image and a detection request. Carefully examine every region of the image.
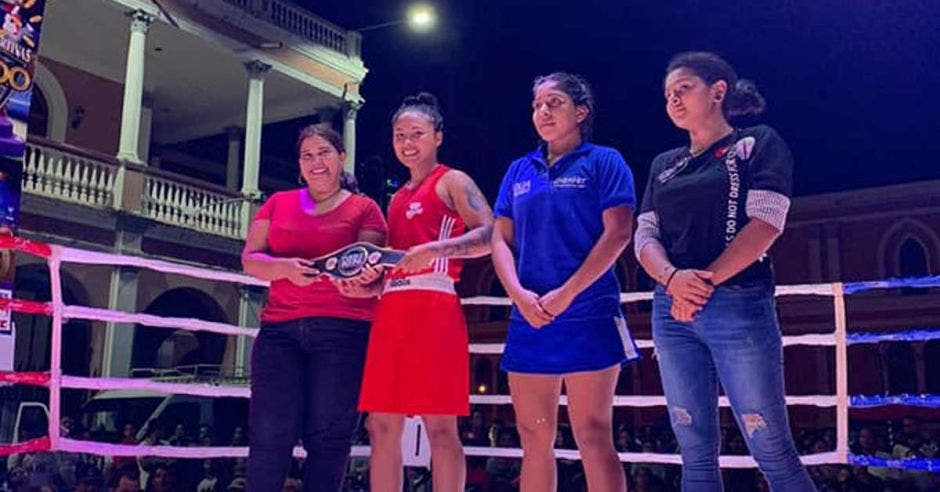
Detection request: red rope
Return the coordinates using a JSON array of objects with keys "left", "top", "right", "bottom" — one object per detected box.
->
[
  {"left": 0, "top": 235, "right": 53, "bottom": 258},
  {"left": 0, "top": 371, "right": 51, "bottom": 386},
  {"left": 0, "top": 437, "right": 51, "bottom": 457},
  {"left": 0, "top": 297, "right": 53, "bottom": 316}
]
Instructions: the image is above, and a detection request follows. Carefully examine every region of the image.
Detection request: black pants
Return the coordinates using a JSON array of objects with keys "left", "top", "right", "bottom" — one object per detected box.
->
[{"left": 247, "top": 316, "right": 370, "bottom": 492}]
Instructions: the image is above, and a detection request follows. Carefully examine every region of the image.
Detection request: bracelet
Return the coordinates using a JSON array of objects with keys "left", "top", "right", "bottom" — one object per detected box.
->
[
  {"left": 664, "top": 268, "right": 679, "bottom": 290},
  {"left": 657, "top": 264, "right": 673, "bottom": 283}
]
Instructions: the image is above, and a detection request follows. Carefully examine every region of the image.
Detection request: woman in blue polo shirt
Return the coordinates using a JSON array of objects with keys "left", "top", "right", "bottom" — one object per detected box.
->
[
  {"left": 491, "top": 72, "right": 638, "bottom": 491},
  {"left": 634, "top": 52, "right": 814, "bottom": 491}
]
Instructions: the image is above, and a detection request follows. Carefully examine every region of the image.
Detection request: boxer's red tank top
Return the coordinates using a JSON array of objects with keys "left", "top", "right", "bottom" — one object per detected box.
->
[{"left": 386, "top": 164, "right": 466, "bottom": 283}]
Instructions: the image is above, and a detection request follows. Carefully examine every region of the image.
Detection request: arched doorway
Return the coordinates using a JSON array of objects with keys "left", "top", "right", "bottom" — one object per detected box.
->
[
  {"left": 11, "top": 263, "right": 92, "bottom": 417},
  {"left": 27, "top": 85, "right": 48, "bottom": 138},
  {"left": 131, "top": 288, "right": 229, "bottom": 375}
]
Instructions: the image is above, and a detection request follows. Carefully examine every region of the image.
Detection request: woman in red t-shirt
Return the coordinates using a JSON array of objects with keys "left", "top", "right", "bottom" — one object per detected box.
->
[{"left": 241, "top": 126, "right": 387, "bottom": 492}]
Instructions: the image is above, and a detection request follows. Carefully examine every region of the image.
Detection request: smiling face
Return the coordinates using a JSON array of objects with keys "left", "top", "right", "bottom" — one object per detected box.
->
[
  {"left": 664, "top": 67, "right": 727, "bottom": 131},
  {"left": 532, "top": 80, "right": 587, "bottom": 143},
  {"left": 392, "top": 111, "right": 442, "bottom": 169},
  {"left": 298, "top": 135, "right": 345, "bottom": 195}
]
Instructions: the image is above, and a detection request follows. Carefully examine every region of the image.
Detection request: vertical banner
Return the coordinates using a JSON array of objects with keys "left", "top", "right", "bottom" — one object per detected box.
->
[{"left": 0, "top": 0, "right": 46, "bottom": 371}]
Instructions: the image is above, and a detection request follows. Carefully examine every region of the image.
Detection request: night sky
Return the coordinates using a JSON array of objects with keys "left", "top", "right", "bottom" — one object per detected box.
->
[{"left": 285, "top": 0, "right": 939, "bottom": 203}]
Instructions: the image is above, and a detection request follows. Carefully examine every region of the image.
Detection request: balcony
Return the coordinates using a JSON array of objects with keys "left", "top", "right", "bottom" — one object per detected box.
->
[
  {"left": 23, "top": 137, "right": 247, "bottom": 240},
  {"left": 220, "top": 0, "right": 362, "bottom": 58}
]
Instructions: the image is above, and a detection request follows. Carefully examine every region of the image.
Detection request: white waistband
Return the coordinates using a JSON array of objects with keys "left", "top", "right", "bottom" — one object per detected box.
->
[{"left": 383, "top": 273, "right": 456, "bottom": 295}]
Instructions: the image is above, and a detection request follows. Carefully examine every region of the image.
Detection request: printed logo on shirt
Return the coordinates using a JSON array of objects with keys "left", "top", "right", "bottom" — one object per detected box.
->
[
  {"left": 724, "top": 151, "right": 741, "bottom": 244},
  {"left": 656, "top": 155, "right": 691, "bottom": 184},
  {"left": 512, "top": 180, "right": 531, "bottom": 197},
  {"left": 731, "top": 136, "right": 756, "bottom": 161},
  {"left": 552, "top": 175, "right": 588, "bottom": 189},
  {"left": 406, "top": 202, "right": 424, "bottom": 219}
]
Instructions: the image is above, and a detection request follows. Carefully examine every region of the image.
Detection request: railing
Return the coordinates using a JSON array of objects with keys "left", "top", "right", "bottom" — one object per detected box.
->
[
  {"left": 140, "top": 169, "right": 244, "bottom": 239},
  {"left": 23, "top": 138, "right": 119, "bottom": 209},
  {"left": 222, "top": 0, "right": 360, "bottom": 57},
  {"left": 22, "top": 137, "right": 248, "bottom": 240}
]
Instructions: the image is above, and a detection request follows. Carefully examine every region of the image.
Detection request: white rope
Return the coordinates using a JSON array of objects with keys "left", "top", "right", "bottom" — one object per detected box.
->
[
  {"left": 471, "top": 394, "right": 836, "bottom": 407},
  {"left": 58, "top": 246, "right": 267, "bottom": 287},
  {"left": 63, "top": 305, "right": 258, "bottom": 338},
  {"left": 55, "top": 438, "right": 840, "bottom": 467},
  {"left": 32, "top": 241, "right": 851, "bottom": 468},
  {"left": 60, "top": 376, "right": 250, "bottom": 398}
]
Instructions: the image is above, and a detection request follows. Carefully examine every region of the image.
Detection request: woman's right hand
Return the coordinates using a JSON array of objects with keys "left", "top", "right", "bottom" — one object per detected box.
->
[
  {"left": 279, "top": 258, "right": 319, "bottom": 286},
  {"left": 511, "top": 288, "right": 554, "bottom": 329},
  {"left": 666, "top": 269, "right": 715, "bottom": 307},
  {"left": 355, "top": 263, "right": 385, "bottom": 285}
]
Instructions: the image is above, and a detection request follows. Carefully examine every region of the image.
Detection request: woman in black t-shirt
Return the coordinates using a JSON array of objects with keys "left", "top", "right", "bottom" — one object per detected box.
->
[{"left": 634, "top": 52, "right": 816, "bottom": 491}]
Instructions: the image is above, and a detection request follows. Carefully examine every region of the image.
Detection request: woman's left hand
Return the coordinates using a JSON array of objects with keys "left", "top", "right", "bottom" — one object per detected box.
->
[
  {"left": 395, "top": 244, "right": 436, "bottom": 274},
  {"left": 670, "top": 297, "right": 701, "bottom": 323},
  {"left": 538, "top": 287, "right": 575, "bottom": 319}
]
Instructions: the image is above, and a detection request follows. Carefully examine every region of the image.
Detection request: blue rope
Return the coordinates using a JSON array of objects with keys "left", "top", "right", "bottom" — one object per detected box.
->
[
  {"left": 850, "top": 394, "right": 940, "bottom": 409},
  {"left": 848, "top": 453, "right": 940, "bottom": 472},
  {"left": 843, "top": 275, "right": 940, "bottom": 294},
  {"left": 847, "top": 328, "right": 940, "bottom": 344}
]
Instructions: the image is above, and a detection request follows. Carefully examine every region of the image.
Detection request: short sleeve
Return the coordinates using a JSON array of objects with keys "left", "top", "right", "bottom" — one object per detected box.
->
[
  {"left": 253, "top": 193, "right": 278, "bottom": 222},
  {"left": 747, "top": 126, "right": 794, "bottom": 197},
  {"left": 493, "top": 162, "right": 517, "bottom": 219},
  {"left": 358, "top": 197, "right": 388, "bottom": 234},
  {"left": 596, "top": 150, "right": 636, "bottom": 211}
]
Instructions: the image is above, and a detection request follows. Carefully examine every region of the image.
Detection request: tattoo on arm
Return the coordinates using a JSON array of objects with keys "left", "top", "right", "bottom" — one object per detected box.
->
[
  {"left": 429, "top": 224, "right": 493, "bottom": 258},
  {"left": 465, "top": 182, "right": 485, "bottom": 211}
]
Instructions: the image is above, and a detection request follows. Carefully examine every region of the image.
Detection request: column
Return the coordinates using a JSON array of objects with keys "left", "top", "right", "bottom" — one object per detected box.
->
[
  {"left": 102, "top": 218, "right": 148, "bottom": 377},
  {"left": 342, "top": 102, "right": 360, "bottom": 174},
  {"left": 236, "top": 286, "right": 264, "bottom": 377},
  {"left": 824, "top": 223, "right": 842, "bottom": 281},
  {"left": 116, "top": 10, "right": 155, "bottom": 163},
  {"left": 241, "top": 60, "right": 270, "bottom": 200},
  {"left": 225, "top": 126, "right": 243, "bottom": 192}
]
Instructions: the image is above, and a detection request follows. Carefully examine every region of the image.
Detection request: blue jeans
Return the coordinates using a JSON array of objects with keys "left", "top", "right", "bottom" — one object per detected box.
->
[
  {"left": 247, "top": 317, "right": 370, "bottom": 492},
  {"left": 652, "top": 283, "right": 815, "bottom": 492}
]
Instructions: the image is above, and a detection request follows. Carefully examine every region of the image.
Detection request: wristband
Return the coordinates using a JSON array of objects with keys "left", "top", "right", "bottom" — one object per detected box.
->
[{"left": 664, "top": 268, "right": 679, "bottom": 290}]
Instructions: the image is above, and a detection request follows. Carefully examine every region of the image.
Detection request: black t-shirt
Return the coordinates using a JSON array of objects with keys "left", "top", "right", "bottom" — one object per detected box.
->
[{"left": 639, "top": 125, "right": 793, "bottom": 286}]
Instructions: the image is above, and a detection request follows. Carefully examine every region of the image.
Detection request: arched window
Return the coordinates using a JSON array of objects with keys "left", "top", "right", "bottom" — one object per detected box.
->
[{"left": 898, "top": 238, "right": 930, "bottom": 277}]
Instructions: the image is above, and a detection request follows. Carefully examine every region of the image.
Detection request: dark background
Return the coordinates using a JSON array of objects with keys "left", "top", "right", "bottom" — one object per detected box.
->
[{"left": 282, "top": 0, "right": 939, "bottom": 202}]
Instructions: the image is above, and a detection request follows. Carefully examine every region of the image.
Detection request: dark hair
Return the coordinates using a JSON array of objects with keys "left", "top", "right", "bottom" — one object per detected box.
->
[
  {"left": 666, "top": 51, "right": 765, "bottom": 121},
  {"left": 296, "top": 124, "right": 345, "bottom": 155},
  {"left": 532, "top": 72, "right": 595, "bottom": 139},
  {"left": 296, "top": 124, "right": 358, "bottom": 193},
  {"left": 391, "top": 92, "right": 444, "bottom": 132}
]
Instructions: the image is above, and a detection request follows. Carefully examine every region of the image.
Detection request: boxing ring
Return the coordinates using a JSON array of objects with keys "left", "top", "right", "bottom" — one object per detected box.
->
[{"left": 0, "top": 235, "right": 938, "bottom": 473}]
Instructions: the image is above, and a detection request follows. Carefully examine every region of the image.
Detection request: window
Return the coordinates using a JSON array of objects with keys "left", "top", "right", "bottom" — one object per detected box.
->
[{"left": 898, "top": 238, "right": 930, "bottom": 277}]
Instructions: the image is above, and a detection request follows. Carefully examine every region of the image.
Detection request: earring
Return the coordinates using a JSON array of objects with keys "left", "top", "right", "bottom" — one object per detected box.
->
[{"left": 298, "top": 173, "right": 305, "bottom": 185}]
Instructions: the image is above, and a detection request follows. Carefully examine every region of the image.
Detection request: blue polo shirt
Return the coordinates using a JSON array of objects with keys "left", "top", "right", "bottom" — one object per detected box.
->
[{"left": 494, "top": 142, "right": 639, "bottom": 373}]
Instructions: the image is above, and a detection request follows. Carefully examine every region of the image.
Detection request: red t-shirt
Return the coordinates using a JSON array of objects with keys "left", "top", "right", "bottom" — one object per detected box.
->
[{"left": 253, "top": 190, "right": 388, "bottom": 323}]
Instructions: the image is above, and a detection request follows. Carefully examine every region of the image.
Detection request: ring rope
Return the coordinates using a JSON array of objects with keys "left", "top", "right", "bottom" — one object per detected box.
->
[{"left": 0, "top": 236, "right": 937, "bottom": 470}]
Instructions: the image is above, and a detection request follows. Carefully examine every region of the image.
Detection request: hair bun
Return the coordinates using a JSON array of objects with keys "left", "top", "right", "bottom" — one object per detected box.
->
[
  {"left": 414, "top": 92, "right": 439, "bottom": 108},
  {"left": 726, "top": 78, "right": 766, "bottom": 119}
]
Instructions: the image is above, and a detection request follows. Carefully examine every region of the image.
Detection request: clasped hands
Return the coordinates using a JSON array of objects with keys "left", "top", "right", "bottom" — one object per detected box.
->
[{"left": 665, "top": 268, "right": 715, "bottom": 322}]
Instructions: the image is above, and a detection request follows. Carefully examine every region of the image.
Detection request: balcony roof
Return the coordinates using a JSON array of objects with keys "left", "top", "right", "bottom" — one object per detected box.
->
[{"left": 39, "top": 0, "right": 365, "bottom": 143}]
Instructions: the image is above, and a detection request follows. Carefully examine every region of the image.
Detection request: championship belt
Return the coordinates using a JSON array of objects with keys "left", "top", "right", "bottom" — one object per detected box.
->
[{"left": 304, "top": 242, "right": 404, "bottom": 279}]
